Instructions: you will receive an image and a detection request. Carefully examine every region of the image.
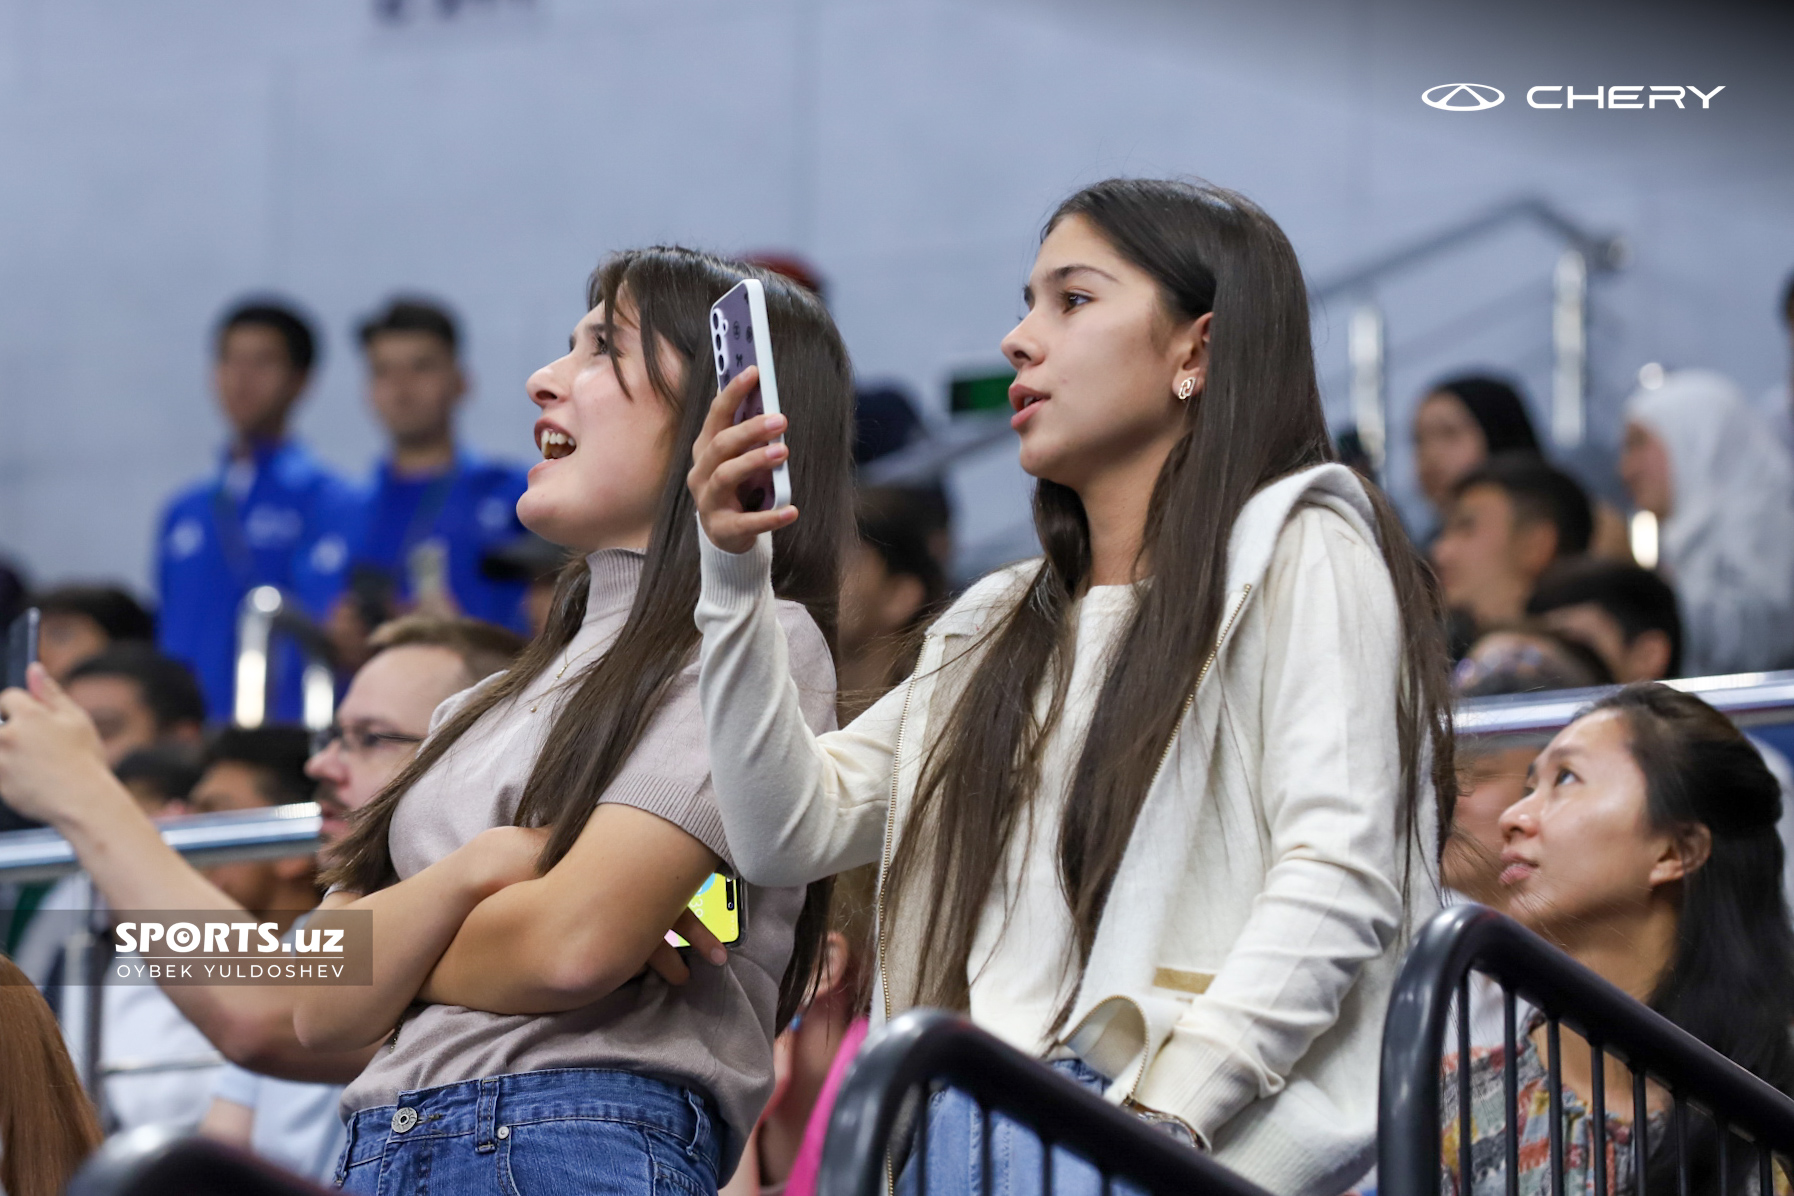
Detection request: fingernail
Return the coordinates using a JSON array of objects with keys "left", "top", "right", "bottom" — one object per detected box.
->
[
  {"left": 766, "top": 414, "right": 786, "bottom": 431},
  {"left": 709, "top": 948, "right": 727, "bottom": 965}
]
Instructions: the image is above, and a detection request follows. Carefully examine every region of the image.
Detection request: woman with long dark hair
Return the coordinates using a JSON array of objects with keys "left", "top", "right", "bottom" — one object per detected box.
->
[
  {"left": 1446, "top": 684, "right": 1794, "bottom": 1196},
  {"left": 687, "top": 178, "right": 1455, "bottom": 1194},
  {"left": 293, "top": 247, "right": 855, "bottom": 1195}
]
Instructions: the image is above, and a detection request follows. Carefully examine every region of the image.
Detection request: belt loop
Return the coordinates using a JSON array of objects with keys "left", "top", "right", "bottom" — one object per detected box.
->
[
  {"left": 475, "top": 1077, "right": 500, "bottom": 1153},
  {"left": 332, "top": 1112, "right": 359, "bottom": 1186},
  {"left": 683, "top": 1088, "right": 711, "bottom": 1164}
]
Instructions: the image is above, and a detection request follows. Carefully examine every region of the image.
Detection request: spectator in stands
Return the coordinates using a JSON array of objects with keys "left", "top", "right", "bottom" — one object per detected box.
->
[
  {"left": 114, "top": 745, "right": 203, "bottom": 815},
  {"left": 838, "top": 488, "right": 947, "bottom": 717},
  {"left": 1751, "top": 270, "right": 1794, "bottom": 458},
  {"left": 1412, "top": 374, "right": 1541, "bottom": 518},
  {"left": 0, "top": 953, "right": 101, "bottom": 1196},
  {"left": 1446, "top": 628, "right": 1611, "bottom": 909},
  {"left": 337, "top": 298, "right": 531, "bottom": 642},
  {"left": 0, "top": 556, "right": 26, "bottom": 628},
  {"left": 0, "top": 618, "right": 529, "bottom": 1180},
  {"left": 1621, "top": 369, "right": 1794, "bottom": 676},
  {"left": 63, "top": 644, "right": 206, "bottom": 768},
  {"left": 1432, "top": 454, "right": 1594, "bottom": 656},
  {"left": 186, "top": 728, "right": 321, "bottom": 925},
  {"left": 156, "top": 299, "right": 358, "bottom": 722},
  {"left": 32, "top": 585, "right": 155, "bottom": 680},
  {"left": 1444, "top": 685, "right": 1794, "bottom": 1196},
  {"left": 723, "top": 865, "right": 877, "bottom": 1196},
  {"left": 1527, "top": 559, "right": 1681, "bottom": 682}
]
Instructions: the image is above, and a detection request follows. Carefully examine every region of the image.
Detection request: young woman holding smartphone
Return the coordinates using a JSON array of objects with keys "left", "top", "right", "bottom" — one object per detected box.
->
[
  {"left": 294, "top": 247, "right": 854, "bottom": 1196},
  {"left": 688, "top": 178, "right": 1454, "bottom": 1196}
]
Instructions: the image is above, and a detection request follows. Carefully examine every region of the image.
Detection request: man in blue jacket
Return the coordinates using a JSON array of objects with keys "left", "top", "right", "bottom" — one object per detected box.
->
[
  {"left": 156, "top": 300, "right": 357, "bottom": 723},
  {"left": 340, "top": 298, "right": 529, "bottom": 636}
]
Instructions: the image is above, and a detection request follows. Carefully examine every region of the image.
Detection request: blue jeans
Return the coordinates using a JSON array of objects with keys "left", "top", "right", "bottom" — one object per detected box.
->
[
  {"left": 333, "top": 1067, "right": 723, "bottom": 1196},
  {"left": 899, "top": 1059, "right": 1142, "bottom": 1196}
]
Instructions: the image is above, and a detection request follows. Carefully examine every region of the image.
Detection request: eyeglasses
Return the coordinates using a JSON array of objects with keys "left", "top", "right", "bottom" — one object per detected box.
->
[{"left": 310, "top": 723, "right": 426, "bottom": 757}]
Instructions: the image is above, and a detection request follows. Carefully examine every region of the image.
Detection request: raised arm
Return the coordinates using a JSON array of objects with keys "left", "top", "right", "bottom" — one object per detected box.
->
[
  {"left": 0, "top": 665, "right": 376, "bottom": 1081},
  {"left": 686, "top": 366, "right": 903, "bottom": 885}
]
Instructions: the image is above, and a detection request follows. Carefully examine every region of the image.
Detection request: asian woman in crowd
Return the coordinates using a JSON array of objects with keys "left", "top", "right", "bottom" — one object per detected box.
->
[
  {"left": 687, "top": 177, "right": 1454, "bottom": 1196},
  {"left": 295, "top": 248, "right": 854, "bottom": 1196},
  {"left": 1443, "top": 685, "right": 1794, "bottom": 1196}
]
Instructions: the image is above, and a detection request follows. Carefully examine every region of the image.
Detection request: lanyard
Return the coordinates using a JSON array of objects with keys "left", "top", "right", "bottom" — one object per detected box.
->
[{"left": 395, "top": 465, "right": 461, "bottom": 561}]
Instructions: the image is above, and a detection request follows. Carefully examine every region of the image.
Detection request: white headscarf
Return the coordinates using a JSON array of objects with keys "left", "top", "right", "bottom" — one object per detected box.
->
[{"left": 1626, "top": 369, "right": 1794, "bottom": 675}]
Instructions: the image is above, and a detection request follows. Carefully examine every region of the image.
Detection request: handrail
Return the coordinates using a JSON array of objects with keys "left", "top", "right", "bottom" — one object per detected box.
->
[
  {"left": 0, "top": 802, "right": 322, "bottom": 884},
  {"left": 1309, "top": 196, "right": 1624, "bottom": 304},
  {"left": 1377, "top": 904, "right": 1794, "bottom": 1196},
  {"left": 1455, "top": 669, "right": 1794, "bottom": 740},
  {"left": 819, "top": 1008, "right": 1271, "bottom": 1196},
  {"left": 68, "top": 1123, "right": 335, "bottom": 1196},
  {"left": 234, "top": 584, "right": 335, "bottom": 731}
]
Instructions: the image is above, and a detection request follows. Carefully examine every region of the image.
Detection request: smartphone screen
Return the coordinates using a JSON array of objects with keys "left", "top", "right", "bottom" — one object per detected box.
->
[{"left": 667, "top": 872, "right": 744, "bottom": 948}]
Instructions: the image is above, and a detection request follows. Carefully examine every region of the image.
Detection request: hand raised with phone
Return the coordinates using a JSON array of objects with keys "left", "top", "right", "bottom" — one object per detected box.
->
[{"left": 688, "top": 365, "right": 799, "bottom": 555}]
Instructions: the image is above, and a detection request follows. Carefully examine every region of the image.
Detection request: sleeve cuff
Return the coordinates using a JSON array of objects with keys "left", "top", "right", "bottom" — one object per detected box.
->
[
  {"left": 1134, "top": 1031, "right": 1264, "bottom": 1145},
  {"left": 696, "top": 517, "right": 774, "bottom": 609}
]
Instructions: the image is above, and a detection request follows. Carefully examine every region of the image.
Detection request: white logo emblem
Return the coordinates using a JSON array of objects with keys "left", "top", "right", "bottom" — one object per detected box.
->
[
  {"left": 167, "top": 518, "right": 206, "bottom": 560},
  {"left": 310, "top": 534, "right": 348, "bottom": 576},
  {"left": 1422, "top": 83, "right": 1505, "bottom": 111}
]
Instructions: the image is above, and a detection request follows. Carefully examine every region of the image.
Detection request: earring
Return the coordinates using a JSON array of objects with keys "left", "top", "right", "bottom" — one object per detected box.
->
[{"left": 1177, "top": 377, "right": 1196, "bottom": 402}]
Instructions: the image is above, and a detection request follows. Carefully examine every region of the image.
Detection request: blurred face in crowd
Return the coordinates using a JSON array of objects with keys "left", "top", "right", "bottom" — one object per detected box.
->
[
  {"left": 37, "top": 611, "right": 109, "bottom": 681},
  {"left": 1431, "top": 483, "right": 1558, "bottom": 625},
  {"left": 214, "top": 324, "right": 308, "bottom": 444},
  {"left": 1496, "top": 709, "right": 1704, "bottom": 943},
  {"left": 1413, "top": 392, "right": 1488, "bottom": 509},
  {"left": 305, "top": 644, "right": 470, "bottom": 843},
  {"left": 64, "top": 674, "right": 200, "bottom": 769},
  {"left": 366, "top": 331, "right": 465, "bottom": 455},
  {"left": 1540, "top": 604, "right": 1673, "bottom": 683},
  {"left": 518, "top": 297, "right": 678, "bottom": 553},
  {"left": 839, "top": 542, "right": 926, "bottom": 658},
  {"left": 188, "top": 763, "right": 317, "bottom": 916},
  {"left": 1443, "top": 744, "right": 1537, "bottom": 906},
  {"left": 1000, "top": 214, "right": 1207, "bottom": 495},
  {"left": 1619, "top": 421, "right": 1673, "bottom": 520}
]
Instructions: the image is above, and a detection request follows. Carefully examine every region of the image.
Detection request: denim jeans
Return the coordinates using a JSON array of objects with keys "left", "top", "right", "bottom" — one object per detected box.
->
[
  {"left": 899, "top": 1058, "right": 1144, "bottom": 1196},
  {"left": 333, "top": 1067, "right": 723, "bottom": 1196}
]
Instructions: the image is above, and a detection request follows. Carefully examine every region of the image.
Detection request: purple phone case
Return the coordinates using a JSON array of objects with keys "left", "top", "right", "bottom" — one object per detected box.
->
[{"left": 712, "top": 287, "right": 775, "bottom": 513}]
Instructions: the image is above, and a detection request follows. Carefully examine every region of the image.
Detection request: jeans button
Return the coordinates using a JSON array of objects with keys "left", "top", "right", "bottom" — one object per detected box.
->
[
  {"left": 497, "top": 1126, "right": 510, "bottom": 1139},
  {"left": 392, "top": 1107, "right": 419, "bottom": 1134}
]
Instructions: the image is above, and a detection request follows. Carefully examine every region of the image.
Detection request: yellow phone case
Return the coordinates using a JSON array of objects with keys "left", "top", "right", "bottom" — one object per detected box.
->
[{"left": 668, "top": 873, "right": 743, "bottom": 947}]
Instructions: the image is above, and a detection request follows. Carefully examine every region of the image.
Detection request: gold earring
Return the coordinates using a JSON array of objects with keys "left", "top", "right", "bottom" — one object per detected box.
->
[{"left": 1177, "top": 377, "right": 1196, "bottom": 401}]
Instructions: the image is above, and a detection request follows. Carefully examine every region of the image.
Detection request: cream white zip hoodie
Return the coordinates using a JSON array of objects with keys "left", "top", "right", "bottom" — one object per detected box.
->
[{"left": 694, "top": 463, "right": 1439, "bottom": 1196}]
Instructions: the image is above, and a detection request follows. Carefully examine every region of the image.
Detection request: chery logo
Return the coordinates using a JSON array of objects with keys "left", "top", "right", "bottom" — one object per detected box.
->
[{"left": 1423, "top": 83, "right": 1505, "bottom": 111}]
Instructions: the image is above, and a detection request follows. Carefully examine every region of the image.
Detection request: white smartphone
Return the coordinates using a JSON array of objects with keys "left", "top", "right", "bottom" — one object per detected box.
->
[{"left": 709, "top": 279, "right": 792, "bottom": 512}]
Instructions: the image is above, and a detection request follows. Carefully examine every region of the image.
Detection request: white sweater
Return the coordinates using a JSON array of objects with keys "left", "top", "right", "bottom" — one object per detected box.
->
[{"left": 694, "top": 464, "right": 1438, "bottom": 1196}]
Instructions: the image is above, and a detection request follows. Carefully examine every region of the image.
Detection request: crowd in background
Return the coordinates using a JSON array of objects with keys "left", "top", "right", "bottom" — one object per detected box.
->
[{"left": 0, "top": 246, "right": 1793, "bottom": 1196}]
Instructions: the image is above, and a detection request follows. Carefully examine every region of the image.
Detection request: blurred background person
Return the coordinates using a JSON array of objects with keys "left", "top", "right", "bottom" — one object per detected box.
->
[
  {"left": 0, "top": 952, "right": 103, "bottom": 1196},
  {"left": 113, "top": 744, "right": 204, "bottom": 816},
  {"left": 1412, "top": 375, "right": 1541, "bottom": 522},
  {"left": 476, "top": 532, "right": 568, "bottom": 640},
  {"left": 155, "top": 299, "right": 358, "bottom": 722},
  {"left": 334, "top": 298, "right": 531, "bottom": 671},
  {"left": 1621, "top": 368, "right": 1794, "bottom": 676},
  {"left": 1752, "top": 270, "right": 1794, "bottom": 458},
  {"left": 837, "top": 487, "right": 947, "bottom": 718},
  {"left": 1431, "top": 454, "right": 1594, "bottom": 658},
  {"left": 31, "top": 585, "right": 156, "bottom": 681},
  {"left": 63, "top": 644, "right": 207, "bottom": 769},
  {"left": 1527, "top": 559, "right": 1681, "bottom": 683}
]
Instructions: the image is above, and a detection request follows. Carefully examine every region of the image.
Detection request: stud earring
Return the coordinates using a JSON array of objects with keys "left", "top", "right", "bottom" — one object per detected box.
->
[{"left": 1177, "top": 377, "right": 1196, "bottom": 401}]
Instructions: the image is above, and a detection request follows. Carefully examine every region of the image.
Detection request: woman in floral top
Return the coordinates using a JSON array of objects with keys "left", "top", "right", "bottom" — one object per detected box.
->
[{"left": 1436, "top": 685, "right": 1794, "bottom": 1196}]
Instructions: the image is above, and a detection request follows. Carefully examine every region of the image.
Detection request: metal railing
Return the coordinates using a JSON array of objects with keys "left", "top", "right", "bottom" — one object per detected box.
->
[
  {"left": 1378, "top": 904, "right": 1794, "bottom": 1196},
  {"left": 0, "top": 802, "right": 323, "bottom": 884},
  {"left": 233, "top": 584, "right": 335, "bottom": 731},
  {"left": 1455, "top": 670, "right": 1794, "bottom": 744},
  {"left": 68, "top": 1124, "right": 334, "bottom": 1196},
  {"left": 819, "top": 1008, "right": 1270, "bottom": 1196}
]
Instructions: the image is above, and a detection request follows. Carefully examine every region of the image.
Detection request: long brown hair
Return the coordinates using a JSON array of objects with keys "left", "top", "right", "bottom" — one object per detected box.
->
[
  {"left": 0, "top": 953, "right": 102, "bottom": 1196},
  {"left": 327, "top": 247, "right": 856, "bottom": 1026},
  {"left": 882, "top": 179, "right": 1455, "bottom": 1024}
]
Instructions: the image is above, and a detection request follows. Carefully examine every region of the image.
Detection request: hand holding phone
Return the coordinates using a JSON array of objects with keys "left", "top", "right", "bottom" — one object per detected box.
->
[{"left": 709, "top": 280, "right": 792, "bottom": 514}]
